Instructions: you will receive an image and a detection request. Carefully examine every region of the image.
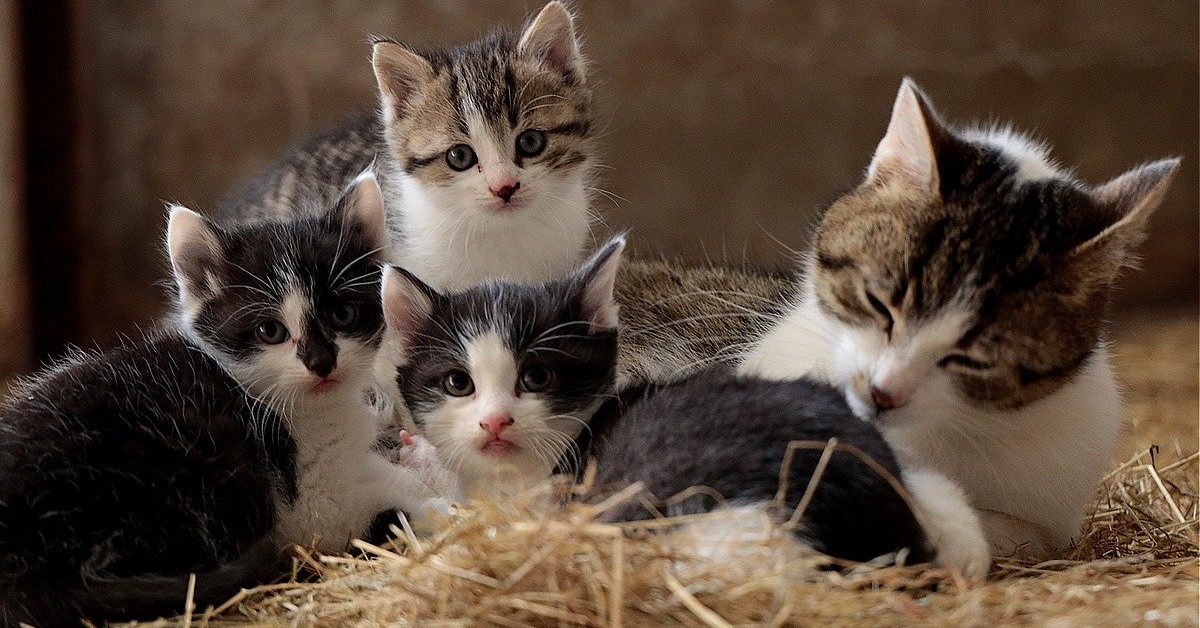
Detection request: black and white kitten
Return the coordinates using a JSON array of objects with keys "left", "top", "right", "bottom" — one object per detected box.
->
[
  {"left": 0, "top": 173, "right": 445, "bottom": 627},
  {"left": 223, "top": 2, "right": 598, "bottom": 292},
  {"left": 169, "top": 172, "right": 452, "bottom": 551},
  {"left": 576, "top": 369, "right": 989, "bottom": 578},
  {"left": 375, "top": 237, "right": 624, "bottom": 497}
]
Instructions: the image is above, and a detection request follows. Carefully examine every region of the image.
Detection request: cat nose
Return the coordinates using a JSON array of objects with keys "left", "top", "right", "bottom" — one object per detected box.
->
[
  {"left": 871, "top": 385, "right": 909, "bottom": 411},
  {"left": 479, "top": 414, "right": 514, "bottom": 436},
  {"left": 305, "top": 356, "right": 337, "bottom": 379},
  {"left": 299, "top": 339, "right": 338, "bottom": 378},
  {"left": 489, "top": 181, "right": 520, "bottom": 202}
]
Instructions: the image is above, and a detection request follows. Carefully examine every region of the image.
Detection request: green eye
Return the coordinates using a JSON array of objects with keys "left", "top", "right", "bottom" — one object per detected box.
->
[
  {"left": 515, "top": 129, "right": 547, "bottom": 158},
  {"left": 443, "top": 370, "right": 475, "bottom": 397},
  {"left": 445, "top": 144, "right": 477, "bottom": 171},
  {"left": 255, "top": 320, "right": 289, "bottom": 345},
  {"left": 330, "top": 303, "right": 359, "bottom": 330},
  {"left": 519, "top": 365, "right": 553, "bottom": 392}
]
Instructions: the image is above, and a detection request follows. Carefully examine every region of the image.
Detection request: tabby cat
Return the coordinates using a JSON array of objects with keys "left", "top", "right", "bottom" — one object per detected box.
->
[{"left": 740, "top": 79, "right": 1180, "bottom": 556}]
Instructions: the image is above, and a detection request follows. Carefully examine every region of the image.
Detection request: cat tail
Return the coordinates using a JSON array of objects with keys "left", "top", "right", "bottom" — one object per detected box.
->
[
  {"left": 0, "top": 536, "right": 285, "bottom": 628},
  {"left": 80, "top": 535, "right": 284, "bottom": 620}
]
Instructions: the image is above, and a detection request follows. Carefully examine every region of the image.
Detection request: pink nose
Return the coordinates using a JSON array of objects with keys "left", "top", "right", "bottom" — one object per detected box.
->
[
  {"left": 489, "top": 181, "right": 520, "bottom": 202},
  {"left": 480, "top": 414, "right": 514, "bottom": 436},
  {"left": 871, "top": 386, "right": 909, "bottom": 411}
]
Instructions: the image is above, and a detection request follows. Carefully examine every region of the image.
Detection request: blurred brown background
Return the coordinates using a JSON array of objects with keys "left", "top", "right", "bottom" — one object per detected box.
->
[{"left": 1, "top": 1, "right": 1196, "bottom": 381}]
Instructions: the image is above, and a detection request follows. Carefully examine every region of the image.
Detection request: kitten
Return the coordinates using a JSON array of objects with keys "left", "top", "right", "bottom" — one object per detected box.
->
[
  {"left": 0, "top": 173, "right": 444, "bottom": 627},
  {"left": 376, "top": 237, "right": 624, "bottom": 497},
  {"left": 171, "top": 171, "right": 451, "bottom": 552},
  {"left": 221, "top": 2, "right": 598, "bottom": 292},
  {"left": 740, "top": 79, "right": 1180, "bottom": 556},
  {"left": 0, "top": 332, "right": 292, "bottom": 627},
  {"left": 576, "top": 368, "right": 989, "bottom": 578}
]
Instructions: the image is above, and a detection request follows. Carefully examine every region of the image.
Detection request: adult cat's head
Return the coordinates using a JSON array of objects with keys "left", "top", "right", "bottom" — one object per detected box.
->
[
  {"left": 378, "top": 237, "right": 624, "bottom": 493},
  {"left": 167, "top": 172, "right": 390, "bottom": 407},
  {"left": 371, "top": 2, "right": 595, "bottom": 240},
  {"left": 812, "top": 79, "right": 1178, "bottom": 420}
]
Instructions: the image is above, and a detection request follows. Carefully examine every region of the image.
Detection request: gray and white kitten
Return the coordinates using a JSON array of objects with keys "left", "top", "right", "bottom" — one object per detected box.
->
[
  {"left": 375, "top": 237, "right": 624, "bottom": 497},
  {"left": 740, "top": 79, "right": 1180, "bottom": 557},
  {"left": 222, "top": 2, "right": 598, "bottom": 292},
  {"left": 169, "top": 171, "right": 452, "bottom": 552}
]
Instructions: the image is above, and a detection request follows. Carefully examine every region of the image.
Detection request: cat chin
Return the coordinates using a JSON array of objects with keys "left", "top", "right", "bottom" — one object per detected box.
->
[{"left": 392, "top": 172, "right": 591, "bottom": 291}]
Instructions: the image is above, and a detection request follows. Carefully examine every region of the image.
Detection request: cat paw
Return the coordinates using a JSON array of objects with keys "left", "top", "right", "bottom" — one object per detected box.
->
[
  {"left": 902, "top": 467, "right": 992, "bottom": 581},
  {"left": 396, "top": 430, "right": 438, "bottom": 469}
]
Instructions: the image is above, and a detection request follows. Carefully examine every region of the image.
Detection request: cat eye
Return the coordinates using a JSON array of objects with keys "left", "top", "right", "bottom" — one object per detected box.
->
[
  {"left": 445, "top": 144, "right": 478, "bottom": 171},
  {"left": 515, "top": 129, "right": 547, "bottom": 158},
  {"left": 329, "top": 303, "right": 359, "bottom": 330},
  {"left": 938, "top": 354, "right": 994, "bottom": 371},
  {"left": 865, "top": 292, "right": 895, "bottom": 337},
  {"left": 442, "top": 370, "right": 475, "bottom": 397},
  {"left": 519, "top": 365, "right": 554, "bottom": 393},
  {"left": 255, "top": 320, "right": 289, "bottom": 345}
]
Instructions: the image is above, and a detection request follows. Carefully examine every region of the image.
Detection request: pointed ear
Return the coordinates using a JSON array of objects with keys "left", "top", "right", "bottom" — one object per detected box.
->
[
  {"left": 518, "top": 1, "right": 585, "bottom": 82},
  {"left": 166, "top": 205, "right": 224, "bottom": 301},
  {"left": 372, "top": 39, "right": 435, "bottom": 120},
  {"left": 572, "top": 235, "right": 625, "bottom": 330},
  {"left": 381, "top": 265, "right": 436, "bottom": 353},
  {"left": 1070, "top": 158, "right": 1181, "bottom": 258},
  {"left": 333, "top": 170, "right": 389, "bottom": 259},
  {"left": 866, "top": 78, "right": 945, "bottom": 196}
]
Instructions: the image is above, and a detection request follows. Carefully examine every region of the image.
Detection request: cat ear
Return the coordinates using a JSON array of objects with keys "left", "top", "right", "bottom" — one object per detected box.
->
[
  {"left": 381, "top": 265, "right": 436, "bottom": 353},
  {"left": 572, "top": 235, "right": 626, "bottom": 330},
  {"left": 1070, "top": 158, "right": 1181, "bottom": 259},
  {"left": 333, "top": 170, "right": 389, "bottom": 259},
  {"left": 866, "top": 78, "right": 945, "bottom": 196},
  {"left": 166, "top": 205, "right": 224, "bottom": 301},
  {"left": 372, "top": 39, "right": 435, "bottom": 120},
  {"left": 518, "top": 1, "right": 585, "bottom": 82}
]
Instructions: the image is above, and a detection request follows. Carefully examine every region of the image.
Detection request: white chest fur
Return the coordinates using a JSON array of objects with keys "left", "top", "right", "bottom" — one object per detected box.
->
[
  {"left": 274, "top": 388, "right": 444, "bottom": 553},
  {"left": 387, "top": 173, "right": 591, "bottom": 293},
  {"left": 739, "top": 286, "right": 1121, "bottom": 555}
]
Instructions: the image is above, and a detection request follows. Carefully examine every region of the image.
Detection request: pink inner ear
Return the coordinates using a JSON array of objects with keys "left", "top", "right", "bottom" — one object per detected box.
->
[{"left": 382, "top": 270, "right": 433, "bottom": 345}]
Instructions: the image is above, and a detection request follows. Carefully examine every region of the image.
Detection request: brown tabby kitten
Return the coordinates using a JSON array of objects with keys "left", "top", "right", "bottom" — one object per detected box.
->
[
  {"left": 221, "top": 2, "right": 598, "bottom": 292},
  {"left": 741, "top": 79, "right": 1180, "bottom": 556}
]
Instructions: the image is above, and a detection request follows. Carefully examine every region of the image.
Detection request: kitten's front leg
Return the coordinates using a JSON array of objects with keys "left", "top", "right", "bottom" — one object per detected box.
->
[
  {"left": 903, "top": 467, "right": 991, "bottom": 581},
  {"left": 364, "top": 444, "right": 459, "bottom": 536}
]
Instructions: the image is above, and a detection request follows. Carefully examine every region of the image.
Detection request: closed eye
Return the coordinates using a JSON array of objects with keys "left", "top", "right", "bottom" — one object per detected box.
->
[
  {"left": 938, "top": 354, "right": 994, "bottom": 371},
  {"left": 865, "top": 292, "right": 894, "bottom": 338}
]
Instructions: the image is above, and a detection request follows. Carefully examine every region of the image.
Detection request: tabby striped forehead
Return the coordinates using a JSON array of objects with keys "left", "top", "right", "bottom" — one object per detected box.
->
[
  {"left": 818, "top": 128, "right": 1111, "bottom": 321},
  {"left": 393, "top": 31, "right": 593, "bottom": 177}
]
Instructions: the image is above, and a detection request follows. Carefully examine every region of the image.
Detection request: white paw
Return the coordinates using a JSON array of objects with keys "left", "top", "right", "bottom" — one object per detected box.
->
[{"left": 902, "top": 467, "right": 992, "bottom": 581}]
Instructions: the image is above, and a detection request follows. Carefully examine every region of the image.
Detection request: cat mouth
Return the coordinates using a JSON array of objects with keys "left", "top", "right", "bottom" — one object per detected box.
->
[
  {"left": 479, "top": 437, "right": 519, "bottom": 455},
  {"left": 310, "top": 378, "right": 340, "bottom": 393}
]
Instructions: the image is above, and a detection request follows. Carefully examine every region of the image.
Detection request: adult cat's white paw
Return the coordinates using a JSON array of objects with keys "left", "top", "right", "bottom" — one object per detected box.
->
[{"left": 903, "top": 467, "right": 991, "bottom": 581}]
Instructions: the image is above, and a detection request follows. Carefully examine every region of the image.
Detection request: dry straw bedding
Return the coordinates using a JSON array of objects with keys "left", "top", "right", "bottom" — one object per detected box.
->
[{"left": 128, "top": 313, "right": 1199, "bottom": 628}]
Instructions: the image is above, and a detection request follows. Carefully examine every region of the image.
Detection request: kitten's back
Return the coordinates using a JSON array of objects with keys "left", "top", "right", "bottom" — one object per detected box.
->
[
  {"left": 583, "top": 369, "right": 931, "bottom": 564},
  {"left": 614, "top": 259, "right": 798, "bottom": 386},
  {"left": 0, "top": 331, "right": 292, "bottom": 626},
  {"left": 217, "top": 112, "right": 386, "bottom": 223}
]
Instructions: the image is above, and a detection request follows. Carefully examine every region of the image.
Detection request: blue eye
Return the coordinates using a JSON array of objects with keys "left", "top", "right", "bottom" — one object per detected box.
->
[
  {"left": 446, "top": 144, "right": 477, "bottom": 171},
  {"left": 330, "top": 303, "right": 358, "bottom": 330},
  {"left": 519, "top": 365, "right": 553, "bottom": 392},
  {"left": 443, "top": 370, "right": 475, "bottom": 397},
  {"left": 255, "top": 320, "right": 289, "bottom": 345},
  {"left": 515, "top": 129, "right": 547, "bottom": 158}
]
